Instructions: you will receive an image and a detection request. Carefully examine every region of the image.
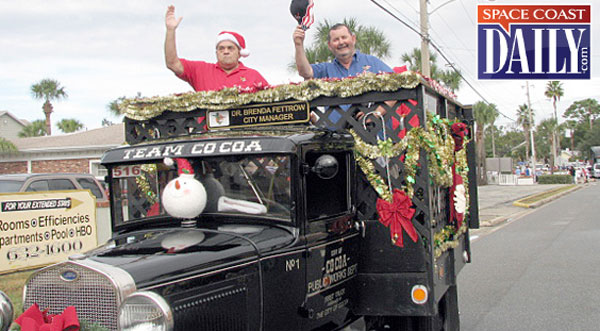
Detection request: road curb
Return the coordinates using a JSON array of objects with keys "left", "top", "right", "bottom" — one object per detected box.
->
[
  {"left": 478, "top": 185, "right": 583, "bottom": 229},
  {"left": 479, "top": 209, "right": 530, "bottom": 228},
  {"left": 512, "top": 185, "right": 582, "bottom": 208}
]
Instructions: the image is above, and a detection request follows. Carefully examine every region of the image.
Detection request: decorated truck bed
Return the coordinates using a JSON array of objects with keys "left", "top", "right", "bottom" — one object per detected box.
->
[{"left": 4, "top": 72, "right": 478, "bottom": 331}]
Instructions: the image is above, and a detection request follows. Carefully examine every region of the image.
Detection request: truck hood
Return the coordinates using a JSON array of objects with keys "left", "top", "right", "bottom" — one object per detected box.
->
[{"left": 85, "top": 225, "right": 295, "bottom": 287}]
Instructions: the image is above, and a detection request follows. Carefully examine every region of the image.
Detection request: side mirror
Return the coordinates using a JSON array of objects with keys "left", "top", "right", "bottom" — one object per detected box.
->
[{"left": 312, "top": 155, "right": 338, "bottom": 180}]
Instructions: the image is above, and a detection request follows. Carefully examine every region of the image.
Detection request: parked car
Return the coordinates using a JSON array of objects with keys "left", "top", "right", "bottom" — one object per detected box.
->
[
  {"left": 593, "top": 163, "right": 600, "bottom": 178},
  {"left": 0, "top": 173, "right": 108, "bottom": 202}
]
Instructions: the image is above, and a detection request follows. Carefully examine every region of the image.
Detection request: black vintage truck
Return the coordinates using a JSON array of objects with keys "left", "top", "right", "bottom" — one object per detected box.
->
[{"left": 1, "top": 72, "right": 478, "bottom": 331}]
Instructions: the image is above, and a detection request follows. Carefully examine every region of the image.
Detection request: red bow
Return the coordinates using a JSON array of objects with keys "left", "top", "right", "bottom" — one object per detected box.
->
[
  {"left": 15, "top": 304, "right": 80, "bottom": 331},
  {"left": 451, "top": 122, "right": 468, "bottom": 151},
  {"left": 376, "top": 189, "right": 418, "bottom": 247}
]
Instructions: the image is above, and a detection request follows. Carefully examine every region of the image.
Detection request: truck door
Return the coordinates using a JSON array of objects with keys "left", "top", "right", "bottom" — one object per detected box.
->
[{"left": 301, "top": 151, "right": 360, "bottom": 330}]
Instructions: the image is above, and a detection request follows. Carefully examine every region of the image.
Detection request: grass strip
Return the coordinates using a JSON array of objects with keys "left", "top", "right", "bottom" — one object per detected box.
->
[{"left": 515, "top": 185, "right": 576, "bottom": 206}]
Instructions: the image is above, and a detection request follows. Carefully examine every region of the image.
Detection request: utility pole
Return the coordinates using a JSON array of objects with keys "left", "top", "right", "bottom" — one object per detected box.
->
[
  {"left": 526, "top": 81, "right": 537, "bottom": 182},
  {"left": 419, "top": 0, "right": 431, "bottom": 77}
]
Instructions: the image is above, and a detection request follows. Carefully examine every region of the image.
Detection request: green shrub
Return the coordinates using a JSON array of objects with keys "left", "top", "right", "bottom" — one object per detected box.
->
[{"left": 537, "top": 174, "right": 572, "bottom": 184}]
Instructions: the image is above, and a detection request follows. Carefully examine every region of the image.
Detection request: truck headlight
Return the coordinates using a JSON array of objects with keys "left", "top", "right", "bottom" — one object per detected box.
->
[
  {"left": 0, "top": 290, "right": 14, "bottom": 331},
  {"left": 118, "top": 291, "right": 173, "bottom": 331}
]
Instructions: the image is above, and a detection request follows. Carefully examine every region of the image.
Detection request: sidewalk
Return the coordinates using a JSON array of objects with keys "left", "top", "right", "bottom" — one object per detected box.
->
[{"left": 476, "top": 183, "right": 582, "bottom": 228}]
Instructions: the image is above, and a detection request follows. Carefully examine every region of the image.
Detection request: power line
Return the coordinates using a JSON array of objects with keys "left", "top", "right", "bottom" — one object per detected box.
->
[
  {"left": 458, "top": 0, "right": 476, "bottom": 26},
  {"left": 370, "top": 0, "right": 423, "bottom": 38},
  {"left": 369, "top": 0, "right": 516, "bottom": 122}
]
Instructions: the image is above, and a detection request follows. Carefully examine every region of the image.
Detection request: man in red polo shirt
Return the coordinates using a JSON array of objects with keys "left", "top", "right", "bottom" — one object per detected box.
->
[{"left": 164, "top": 5, "right": 268, "bottom": 92}]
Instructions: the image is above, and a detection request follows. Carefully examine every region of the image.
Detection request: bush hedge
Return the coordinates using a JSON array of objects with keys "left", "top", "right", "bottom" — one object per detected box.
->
[{"left": 537, "top": 174, "right": 573, "bottom": 184}]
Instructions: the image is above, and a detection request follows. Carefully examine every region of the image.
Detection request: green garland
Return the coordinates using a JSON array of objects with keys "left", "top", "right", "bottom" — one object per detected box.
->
[
  {"left": 135, "top": 164, "right": 158, "bottom": 204},
  {"left": 12, "top": 320, "right": 109, "bottom": 331},
  {"left": 433, "top": 222, "right": 468, "bottom": 259},
  {"left": 120, "top": 72, "right": 420, "bottom": 121},
  {"left": 351, "top": 114, "right": 467, "bottom": 200},
  {"left": 351, "top": 114, "right": 470, "bottom": 259}
]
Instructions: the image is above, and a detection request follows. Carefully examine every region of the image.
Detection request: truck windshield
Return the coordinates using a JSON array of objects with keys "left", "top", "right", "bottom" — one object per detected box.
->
[{"left": 109, "top": 154, "right": 292, "bottom": 225}]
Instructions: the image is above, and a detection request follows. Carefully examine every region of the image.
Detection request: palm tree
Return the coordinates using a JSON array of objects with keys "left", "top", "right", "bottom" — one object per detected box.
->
[
  {"left": 289, "top": 18, "right": 391, "bottom": 70},
  {"left": 536, "top": 118, "right": 558, "bottom": 164},
  {"left": 30, "top": 78, "right": 68, "bottom": 135},
  {"left": 544, "top": 81, "right": 564, "bottom": 171},
  {"left": 19, "top": 120, "right": 47, "bottom": 137},
  {"left": 107, "top": 92, "right": 142, "bottom": 117},
  {"left": 516, "top": 104, "right": 534, "bottom": 160},
  {"left": 0, "top": 137, "right": 17, "bottom": 153},
  {"left": 57, "top": 118, "right": 84, "bottom": 133},
  {"left": 401, "top": 47, "right": 461, "bottom": 92},
  {"left": 473, "top": 101, "right": 499, "bottom": 184},
  {"left": 487, "top": 104, "right": 499, "bottom": 157}
]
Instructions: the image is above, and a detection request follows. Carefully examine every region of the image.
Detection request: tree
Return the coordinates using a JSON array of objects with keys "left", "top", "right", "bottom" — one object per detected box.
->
[
  {"left": 516, "top": 103, "right": 534, "bottom": 160},
  {"left": 57, "top": 118, "right": 84, "bottom": 133},
  {"left": 473, "top": 101, "right": 499, "bottom": 184},
  {"left": 0, "top": 137, "right": 17, "bottom": 153},
  {"left": 564, "top": 98, "right": 600, "bottom": 130},
  {"left": 495, "top": 127, "right": 528, "bottom": 161},
  {"left": 544, "top": 81, "right": 564, "bottom": 123},
  {"left": 563, "top": 120, "right": 578, "bottom": 152},
  {"left": 19, "top": 120, "right": 47, "bottom": 137},
  {"left": 580, "top": 123, "right": 600, "bottom": 161},
  {"left": 535, "top": 118, "right": 558, "bottom": 164},
  {"left": 401, "top": 47, "right": 462, "bottom": 92},
  {"left": 107, "top": 92, "right": 142, "bottom": 117},
  {"left": 107, "top": 97, "right": 125, "bottom": 117},
  {"left": 544, "top": 81, "right": 564, "bottom": 170},
  {"left": 30, "top": 78, "right": 68, "bottom": 135},
  {"left": 289, "top": 18, "right": 391, "bottom": 70}
]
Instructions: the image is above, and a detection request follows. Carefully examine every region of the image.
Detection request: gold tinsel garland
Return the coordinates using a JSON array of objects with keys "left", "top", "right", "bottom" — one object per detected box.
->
[
  {"left": 433, "top": 222, "right": 468, "bottom": 259},
  {"left": 350, "top": 115, "right": 467, "bottom": 201},
  {"left": 351, "top": 115, "right": 470, "bottom": 259},
  {"left": 120, "top": 72, "right": 420, "bottom": 121},
  {"left": 135, "top": 164, "right": 158, "bottom": 204}
]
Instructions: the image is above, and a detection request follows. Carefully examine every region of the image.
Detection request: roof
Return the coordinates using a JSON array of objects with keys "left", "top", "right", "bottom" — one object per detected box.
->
[
  {"left": 0, "top": 111, "right": 29, "bottom": 127},
  {"left": 11, "top": 123, "right": 125, "bottom": 151}
]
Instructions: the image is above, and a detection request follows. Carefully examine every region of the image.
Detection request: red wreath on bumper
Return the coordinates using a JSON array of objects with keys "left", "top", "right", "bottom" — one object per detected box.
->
[{"left": 16, "top": 303, "right": 79, "bottom": 331}]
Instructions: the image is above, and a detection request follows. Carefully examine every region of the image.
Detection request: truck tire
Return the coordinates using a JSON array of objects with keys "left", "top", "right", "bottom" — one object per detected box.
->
[
  {"left": 418, "top": 285, "right": 460, "bottom": 331},
  {"left": 364, "top": 285, "right": 460, "bottom": 331}
]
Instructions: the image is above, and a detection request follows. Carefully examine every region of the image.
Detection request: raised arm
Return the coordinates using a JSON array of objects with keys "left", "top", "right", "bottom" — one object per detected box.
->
[
  {"left": 293, "top": 25, "right": 313, "bottom": 80},
  {"left": 164, "top": 5, "right": 184, "bottom": 76}
]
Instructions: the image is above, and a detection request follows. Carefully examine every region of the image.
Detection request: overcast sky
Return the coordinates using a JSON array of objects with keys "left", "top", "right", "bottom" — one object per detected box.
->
[{"left": 1, "top": 0, "right": 598, "bottom": 134}]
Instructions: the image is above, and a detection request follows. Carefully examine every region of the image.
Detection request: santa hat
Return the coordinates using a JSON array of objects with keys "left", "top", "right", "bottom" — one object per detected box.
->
[
  {"left": 164, "top": 157, "right": 194, "bottom": 176},
  {"left": 216, "top": 31, "right": 250, "bottom": 57}
]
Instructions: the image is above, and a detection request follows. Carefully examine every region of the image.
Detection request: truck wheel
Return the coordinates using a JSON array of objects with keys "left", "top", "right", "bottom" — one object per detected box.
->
[
  {"left": 364, "top": 285, "right": 459, "bottom": 331},
  {"left": 364, "top": 316, "right": 415, "bottom": 330},
  {"left": 418, "top": 285, "right": 460, "bottom": 331}
]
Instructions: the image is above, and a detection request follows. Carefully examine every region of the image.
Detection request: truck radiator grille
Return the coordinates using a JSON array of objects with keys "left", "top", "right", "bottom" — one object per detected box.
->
[
  {"left": 24, "top": 263, "right": 120, "bottom": 331},
  {"left": 173, "top": 286, "right": 248, "bottom": 330}
]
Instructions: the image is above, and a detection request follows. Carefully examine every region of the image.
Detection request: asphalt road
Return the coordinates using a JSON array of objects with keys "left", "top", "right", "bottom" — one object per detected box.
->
[{"left": 459, "top": 182, "right": 600, "bottom": 330}]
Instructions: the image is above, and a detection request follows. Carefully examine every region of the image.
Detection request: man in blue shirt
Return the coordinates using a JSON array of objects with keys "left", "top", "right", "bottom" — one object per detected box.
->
[
  {"left": 293, "top": 23, "right": 393, "bottom": 79},
  {"left": 293, "top": 23, "right": 394, "bottom": 123}
]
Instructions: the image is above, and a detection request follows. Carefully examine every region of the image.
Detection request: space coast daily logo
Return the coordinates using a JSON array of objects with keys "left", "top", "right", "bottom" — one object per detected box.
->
[{"left": 477, "top": 4, "right": 591, "bottom": 79}]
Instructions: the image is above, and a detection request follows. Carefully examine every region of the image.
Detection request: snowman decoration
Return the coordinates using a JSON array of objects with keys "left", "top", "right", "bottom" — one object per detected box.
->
[{"left": 162, "top": 157, "right": 207, "bottom": 228}]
